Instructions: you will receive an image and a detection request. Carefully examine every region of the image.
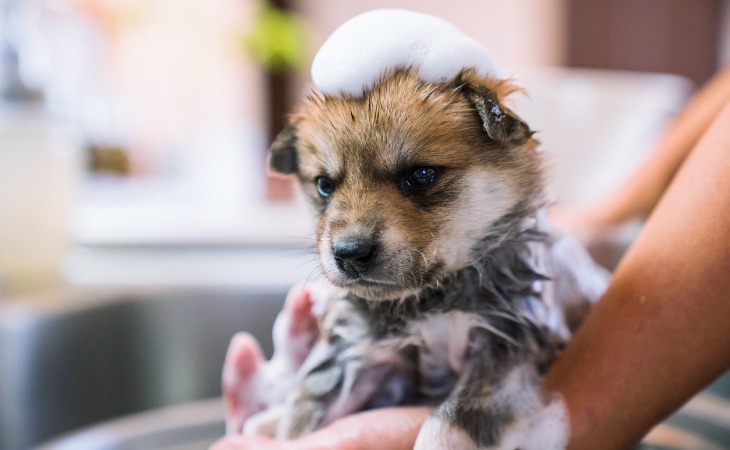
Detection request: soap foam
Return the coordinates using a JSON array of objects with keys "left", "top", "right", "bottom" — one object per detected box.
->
[
  {"left": 495, "top": 364, "right": 571, "bottom": 450},
  {"left": 311, "top": 9, "right": 499, "bottom": 97}
]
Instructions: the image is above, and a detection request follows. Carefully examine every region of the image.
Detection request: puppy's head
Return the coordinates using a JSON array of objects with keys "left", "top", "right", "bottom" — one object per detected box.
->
[{"left": 270, "top": 68, "right": 542, "bottom": 301}]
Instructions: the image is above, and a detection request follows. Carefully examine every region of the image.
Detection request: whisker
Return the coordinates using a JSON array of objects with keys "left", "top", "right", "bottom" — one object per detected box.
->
[
  {"left": 275, "top": 248, "right": 317, "bottom": 259},
  {"left": 288, "top": 257, "right": 320, "bottom": 274},
  {"left": 304, "top": 268, "right": 325, "bottom": 285}
]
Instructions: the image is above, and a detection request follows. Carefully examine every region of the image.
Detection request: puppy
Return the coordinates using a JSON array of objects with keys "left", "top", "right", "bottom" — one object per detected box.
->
[{"left": 225, "top": 67, "right": 609, "bottom": 449}]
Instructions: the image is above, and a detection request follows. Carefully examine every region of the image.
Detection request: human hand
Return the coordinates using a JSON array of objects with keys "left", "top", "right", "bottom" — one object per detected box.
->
[
  {"left": 210, "top": 406, "right": 433, "bottom": 450},
  {"left": 222, "top": 284, "right": 320, "bottom": 435}
]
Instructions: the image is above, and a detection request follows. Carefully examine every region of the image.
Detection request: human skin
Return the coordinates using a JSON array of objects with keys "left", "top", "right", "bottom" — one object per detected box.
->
[
  {"left": 558, "top": 64, "right": 730, "bottom": 230},
  {"left": 211, "top": 70, "right": 730, "bottom": 450},
  {"left": 210, "top": 406, "right": 432, "bottom": 450},
  {"left": 541, "top": 99, "right": 730, "bottom": 449}
]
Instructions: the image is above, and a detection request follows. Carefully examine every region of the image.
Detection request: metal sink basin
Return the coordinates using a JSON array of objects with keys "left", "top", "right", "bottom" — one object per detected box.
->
[
  {"left": 3, "top": 288, "right": 730, "bottom": 450},
  {"left": 35, "top": 398, "right": 226, "bottom": 450},
  {"left": 35, "top": 389, "right": 730, "bottom": 450},
  {"left": 0, "top": 288, "right": 287, "bottom": 450}
]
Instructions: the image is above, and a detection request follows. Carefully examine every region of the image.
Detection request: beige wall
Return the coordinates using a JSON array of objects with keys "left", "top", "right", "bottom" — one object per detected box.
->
[{"left": 296, "top": 0, "right": 568, "bottom": 70}]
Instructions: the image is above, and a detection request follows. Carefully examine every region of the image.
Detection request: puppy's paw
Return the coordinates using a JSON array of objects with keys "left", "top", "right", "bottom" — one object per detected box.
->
[{"left": 222, "top": 332, "right": 266, "bottom": 435}]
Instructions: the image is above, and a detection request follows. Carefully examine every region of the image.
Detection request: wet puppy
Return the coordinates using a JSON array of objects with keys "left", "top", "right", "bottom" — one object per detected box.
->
[{"left": 229, "top": 67, "right": 608, "bottom": 449}]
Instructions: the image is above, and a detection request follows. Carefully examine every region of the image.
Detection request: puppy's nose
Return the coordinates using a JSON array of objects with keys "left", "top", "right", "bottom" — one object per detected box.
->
[{"left": 333, "top": 238, "right": 376, "bottom": 277}]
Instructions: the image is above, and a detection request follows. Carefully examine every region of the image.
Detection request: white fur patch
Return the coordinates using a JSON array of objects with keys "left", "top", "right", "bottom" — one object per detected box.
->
[
  {"left": 488, "top": 364, "right": 570, "bottom": 450},
  {"left": 439, "top": 169, "right": 517, "bottom": 270}
]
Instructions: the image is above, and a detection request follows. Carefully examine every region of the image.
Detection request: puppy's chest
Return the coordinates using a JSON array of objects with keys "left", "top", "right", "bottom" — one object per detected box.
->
[
  {"left": 350, "top": 261, "right": 546, "bottom": 346},
  {"left": 361, "top": 281, "right": 544, "bottom": 353},
  {"left": 308, "top": 286, "right": 549, "bottom": 408}
]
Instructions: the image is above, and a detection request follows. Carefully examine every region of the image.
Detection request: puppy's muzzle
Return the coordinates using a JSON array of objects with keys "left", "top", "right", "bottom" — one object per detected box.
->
[{"left": 333, "top": 236, "right": 376, "bottom": 278}]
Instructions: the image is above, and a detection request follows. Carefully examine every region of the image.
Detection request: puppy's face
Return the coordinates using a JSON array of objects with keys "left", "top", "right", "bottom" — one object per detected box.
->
[{"left": 270, "top": 69, "right": 542, "bottom": 301}]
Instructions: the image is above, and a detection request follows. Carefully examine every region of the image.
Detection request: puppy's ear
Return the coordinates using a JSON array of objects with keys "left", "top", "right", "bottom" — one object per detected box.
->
[
  {"left": 268, "top": 124, "right": 299, "bottom": 175},
  {"left": 464, "top": 86, "right": 532, "bottom": 145}
]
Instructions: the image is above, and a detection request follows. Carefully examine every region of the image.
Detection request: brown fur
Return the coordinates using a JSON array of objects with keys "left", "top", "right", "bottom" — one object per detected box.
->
[{"left": 271, "top": 68, "right": 544, "bottom": 301}]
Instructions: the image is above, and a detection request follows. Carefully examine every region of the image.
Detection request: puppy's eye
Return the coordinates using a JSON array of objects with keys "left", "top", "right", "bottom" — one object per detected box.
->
[
  {"left": 316, "top": 176, "right": 335, "bottom": 197},
  {"left": 404, "top": 167, "right": 440, "bottom": 189}
]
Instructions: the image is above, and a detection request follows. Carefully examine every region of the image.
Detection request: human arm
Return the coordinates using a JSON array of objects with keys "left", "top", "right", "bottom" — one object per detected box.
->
[
  {"left": 213, "top": 69, "right": 730, "bottom": 450},
  {"left": 559, "top": 63, "right": 730, "bottom": 230},
  {"left": 543, "top": 99, "right": 730, "bottom": 449}
]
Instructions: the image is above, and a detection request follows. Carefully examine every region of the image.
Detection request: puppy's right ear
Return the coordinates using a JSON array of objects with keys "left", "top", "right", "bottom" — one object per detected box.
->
[{"left": 268, "top": 124, "right": 299, "bottom": 175}]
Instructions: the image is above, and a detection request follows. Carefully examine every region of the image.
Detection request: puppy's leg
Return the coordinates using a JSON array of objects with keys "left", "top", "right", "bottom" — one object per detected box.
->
[
  {"left": 222, "top": 284, "right": 320, "bottom": 435},
  {"left": 276, "top": 298, "right": 417, "bottom": 439},
  {"left": 278, "top": 350, "right": 415, "bottom": 439},
  {"left": 415, "top": 362, "right": 569, "bottom": 450},
  {"left": 414, "top": 356, "right": 512, "bottom": 450},
  {"left": 275, "top": 340, "right": 352, "bottom": 439}
]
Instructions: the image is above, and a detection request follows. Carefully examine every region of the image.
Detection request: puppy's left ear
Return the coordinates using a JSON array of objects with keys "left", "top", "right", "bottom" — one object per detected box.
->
[
  {"left": 268, "top": 124, "right": 299, "bottom": 175},
  {"left": 464, "top": 86, "right": 532, "bottom": 145}
]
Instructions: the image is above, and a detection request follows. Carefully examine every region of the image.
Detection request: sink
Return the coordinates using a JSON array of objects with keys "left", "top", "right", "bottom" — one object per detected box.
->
[
  {"left": 35, "top": 388, "right": 730, "bottom": 450},
  {"left": 0, "top": 288, "right": 287, "bottom": 450},
  {"left": 35, "top": 398, "right": 225, "bottom": 450},
  {"left": 4, "top": 288, "right": 729, "bottom": 450}
]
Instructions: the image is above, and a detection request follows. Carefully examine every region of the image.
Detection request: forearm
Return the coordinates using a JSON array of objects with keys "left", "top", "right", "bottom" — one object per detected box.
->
[{"left": 544, "top": 101, "right": 730, "bottom": 449}]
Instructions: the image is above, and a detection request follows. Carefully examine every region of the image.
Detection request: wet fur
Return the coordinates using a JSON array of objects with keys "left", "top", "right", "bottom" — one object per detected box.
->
[{"left": 261, "top": 68, "right": 608, "bottom": 448}]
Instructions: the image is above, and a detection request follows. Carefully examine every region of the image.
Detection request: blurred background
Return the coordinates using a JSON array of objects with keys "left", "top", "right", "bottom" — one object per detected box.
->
[
  {"left": 0, "top": 1, "right": 729, "bottom": 449},
  {"left": 0, "top": 0, "right": 722, "bottom": 297}
]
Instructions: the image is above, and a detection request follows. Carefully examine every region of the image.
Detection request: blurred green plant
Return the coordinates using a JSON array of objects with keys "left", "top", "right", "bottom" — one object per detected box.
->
[{"left": 243, "top": 0, "right": 309, "bottom": 73}]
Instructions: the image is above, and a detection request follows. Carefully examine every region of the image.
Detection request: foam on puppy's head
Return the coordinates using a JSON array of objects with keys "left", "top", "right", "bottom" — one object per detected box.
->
[
  {"left": 269, "top": 9, "right": 509, "bottom": 178},
  {"left": 311, "top": 9, "right": 500, "bottom": 97}
]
